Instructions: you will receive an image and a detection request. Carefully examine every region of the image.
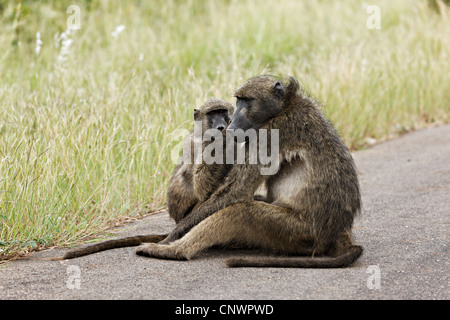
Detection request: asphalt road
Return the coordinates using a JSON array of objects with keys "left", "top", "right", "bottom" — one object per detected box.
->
[{"left": 1, "top": 125, "right": 449, "bottom": 300}]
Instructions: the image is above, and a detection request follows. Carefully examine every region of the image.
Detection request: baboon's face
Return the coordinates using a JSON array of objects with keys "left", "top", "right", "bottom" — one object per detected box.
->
[
  {"left": 229, "top": 76, "right": 284, "bottom": 132},
  {"left": 206, "top": 109, "right": 230, "bottom": 131}
]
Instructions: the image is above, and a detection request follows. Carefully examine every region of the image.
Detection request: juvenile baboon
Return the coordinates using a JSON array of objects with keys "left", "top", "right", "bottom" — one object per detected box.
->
[
  {"left": 136, "top": 75, "right": 363, "bottom": 268},
  {"left": 168, "top": 98, "right": 234, "bottom": 223},
  {"left": 51, "top": 98, "right": 234, "bottom": 260}
]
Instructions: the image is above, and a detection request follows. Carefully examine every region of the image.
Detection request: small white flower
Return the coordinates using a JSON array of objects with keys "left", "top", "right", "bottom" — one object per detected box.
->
[
  {"left": 139, "top": 53, "right": 144, "bottom": 61},
  {"left": 111, "top": 25, "right": 125, "bottom": 38},
  {"left": 56, "top": 30, "right": 73, "bottom": 63},
  {"left": 364, "top": 137, "right": 377, "bottom": 145},
  {"left": 35, "top": 31, "right": 43, "bottom": 55}
]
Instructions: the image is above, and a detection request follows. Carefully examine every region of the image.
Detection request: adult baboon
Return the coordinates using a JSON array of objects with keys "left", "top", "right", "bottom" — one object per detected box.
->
[
  {"left": 136, "top": 75, "right": 363, "bottom": 268},
  {"left": 51, "top": 98, "right": 234, "bottom": 260}
]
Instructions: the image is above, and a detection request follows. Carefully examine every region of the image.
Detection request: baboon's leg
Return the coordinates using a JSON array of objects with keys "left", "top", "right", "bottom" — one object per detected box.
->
[{"left": 136, "top": 201, "right": 314, "bottom": 260}]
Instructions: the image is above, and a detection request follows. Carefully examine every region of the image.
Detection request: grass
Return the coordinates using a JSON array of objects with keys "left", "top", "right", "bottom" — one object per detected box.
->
[{"left": 0, "top": 0, "right": 449, "bottom": 260}]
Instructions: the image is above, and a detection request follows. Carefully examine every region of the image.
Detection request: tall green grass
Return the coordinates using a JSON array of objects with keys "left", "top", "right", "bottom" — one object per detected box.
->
[{"left": 0, "top": 0, "right": 449, "bottom": 259}]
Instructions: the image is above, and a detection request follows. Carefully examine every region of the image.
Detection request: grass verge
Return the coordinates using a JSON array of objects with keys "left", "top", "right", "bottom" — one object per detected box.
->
[{"left": 0, "top": 0, "right": 449, "bottom": 260}]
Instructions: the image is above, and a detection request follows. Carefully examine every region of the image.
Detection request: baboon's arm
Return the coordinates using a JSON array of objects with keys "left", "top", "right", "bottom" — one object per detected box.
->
[
  {"left": 162, "top": 164, "right": 263, "bottom": 243},
  {"left": 193, "top": 131, "right": 231, "bottom": 202},
  {"left": 193, "top": 164, "right": 230, "bottom": 202}
]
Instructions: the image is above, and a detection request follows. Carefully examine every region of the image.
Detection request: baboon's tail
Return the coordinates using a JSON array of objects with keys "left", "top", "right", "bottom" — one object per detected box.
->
[
  {"left": 51, "top": 234, "right": 168, "bottom": 260},
  {"left": 224, "top": 245, "right": 363, "bottom": 268}
]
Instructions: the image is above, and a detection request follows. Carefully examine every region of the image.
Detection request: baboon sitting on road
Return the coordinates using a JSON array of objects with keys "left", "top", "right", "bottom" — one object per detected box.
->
[{"left": 136, "top": 75, "right": 363, "bottom": 268}]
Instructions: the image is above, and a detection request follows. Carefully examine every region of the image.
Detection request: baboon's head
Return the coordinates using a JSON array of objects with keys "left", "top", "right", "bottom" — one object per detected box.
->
[
  {"left": 229, "top": 75, "right": 299, "bottom": 132},
  {"left": 194, "top": 98, "right": 234, "bottom": 132}
]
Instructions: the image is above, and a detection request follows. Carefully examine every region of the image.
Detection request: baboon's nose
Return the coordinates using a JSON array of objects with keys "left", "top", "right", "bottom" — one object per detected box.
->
[{"left": 217, "top": 126, "right": 225, "bottom": 131}]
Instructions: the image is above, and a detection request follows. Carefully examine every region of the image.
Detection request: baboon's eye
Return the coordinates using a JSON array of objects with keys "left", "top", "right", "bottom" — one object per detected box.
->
[
  {"left": 207, "top": 109, "right": 228, "bottom": 116},
  {"left": 237, "top": 96, "right": 254, "bottom": 102}
]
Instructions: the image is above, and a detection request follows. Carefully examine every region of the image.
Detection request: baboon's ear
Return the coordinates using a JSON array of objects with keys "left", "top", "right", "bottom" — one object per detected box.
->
[
  {"left": 193, "top": 108, "right": 199, "bottom": 120},
  {"left": 286, "top": 77, "right": 300, "bottom": 95},
  {"left": 272, "top": 81, "right": 284, "bottom": 100}
]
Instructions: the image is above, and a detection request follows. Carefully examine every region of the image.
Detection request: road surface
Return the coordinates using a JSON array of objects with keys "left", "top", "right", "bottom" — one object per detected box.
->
[{"left": 1, "top": 125, "right": 449, "bottom": 299}]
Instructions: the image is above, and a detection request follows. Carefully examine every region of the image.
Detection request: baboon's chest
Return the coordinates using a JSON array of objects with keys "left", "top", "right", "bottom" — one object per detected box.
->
[{"left": 267, "top": 159, "right": 307, "bottom": 205}]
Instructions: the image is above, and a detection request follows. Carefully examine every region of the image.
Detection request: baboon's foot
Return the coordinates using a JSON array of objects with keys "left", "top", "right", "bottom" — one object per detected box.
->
[{"left": 135, "top": 243, "right": 187, "bottom": 260}]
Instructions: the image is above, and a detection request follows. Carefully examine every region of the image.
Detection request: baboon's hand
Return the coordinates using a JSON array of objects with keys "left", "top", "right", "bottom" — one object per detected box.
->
[
  {"left": 135, "top": 243, "right": 187, "bottom": 260},
  {"left": 159, "top": 235, "right": 171, "bottom": 245},
  {"left": 164, "top": 209, "right": 206, "bottom": 243},
  {"left": 162, "top": 225, "right": 188, "bottom": 244}
]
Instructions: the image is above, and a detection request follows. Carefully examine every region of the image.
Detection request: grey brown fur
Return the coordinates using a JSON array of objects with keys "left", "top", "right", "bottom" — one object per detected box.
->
[{"left": 136, "top": 75, "right": 363, "bottom": 268}]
